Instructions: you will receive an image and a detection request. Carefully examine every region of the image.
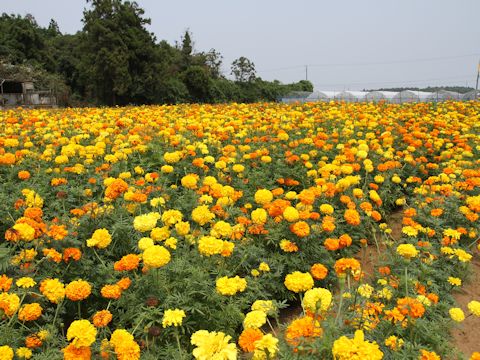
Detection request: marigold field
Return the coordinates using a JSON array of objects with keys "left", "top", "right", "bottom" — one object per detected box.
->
[{"left": 0, "top": 101, "right": 480, "bottom": 360}]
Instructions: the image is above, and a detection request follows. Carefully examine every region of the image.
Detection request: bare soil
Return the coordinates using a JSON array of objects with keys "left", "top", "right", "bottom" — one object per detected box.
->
[{"left": 451, "top": 254, "right": 480, "bottom": 358}]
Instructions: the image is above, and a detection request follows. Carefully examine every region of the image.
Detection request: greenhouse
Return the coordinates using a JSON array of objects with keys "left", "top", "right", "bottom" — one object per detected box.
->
[
  {"left": 334, "top": 91, "right": 367, "bottom": 102},
  {"left": 305, "top": 91, "right": 337, "bottom": 102},
  {"left": 463, "top": 90, "right": 480, "bottom": 100},
  {"left": 365, "top": 91, "right": 397, "bottom": 102}
]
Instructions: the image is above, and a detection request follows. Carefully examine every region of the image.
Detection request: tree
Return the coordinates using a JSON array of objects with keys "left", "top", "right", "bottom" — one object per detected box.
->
[
  {"left": 205, "top": 48, "right": 223, "bottom": 79},
  {"left": 81, "top": 0, "right": 159, "bottom": 105},
  {"left": 231, "top": 56, "right": 256, "bottom": 82}
]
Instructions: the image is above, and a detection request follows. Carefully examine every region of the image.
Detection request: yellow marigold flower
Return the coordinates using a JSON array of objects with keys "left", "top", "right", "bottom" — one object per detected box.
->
[
  {"left": 163, "top": 151, "right": 182, "bottom": 164},
  {"left": 65, "top": 280, "right": 92, "bottom": 301},
  {"left": 332, "top": 330, "right": 383, "bottom": 360},
  {"left": 302, "top": 287, "right": 332, "bottom": 313},
  {"left": 66, "top": 319, "right": 97, "bottom": 348},
  {"left": 192, "top": 205, "right": 215, "bottom": 226},
  {"left": 150, "top": 226, "right": 170, "bottom": 241},
  {"left": 39, "top": 278, "right": 65, "bottom": 304},
  {"left": 191, "top": 330, "right": 237, "bottom": 360},
  {"left": 251, "top": 300, "right": 275, "bottom": 314},
  {"left": 254, "top": 189, "right": 273, "bottom": 205},
  {"left": 0, "top": 292, "right": 20, "bottom": 317},
  {"left": 86, "top": 228, "right": 112, "bottom": 249},
  {"left": 243, "top": 310, "right": 267, "bottom": 329},
  {"left": 133, "top": 213, "right": 159, "bottom": 232},
  {"left": 319, "top": 203, "right": 334, "bottom": 215},
  {"left": 181, "top": 174, "right": 199, "bottom": 189},
  {"left": 396, "top": 244, "right": 418, "bottom": 259},
  {"left": 15, "top": 347, "right": 32, "bottom": 359},
  {"left": 252, "top": 334, "right": 278, "bottom": 360},
  {"left": 357, "top": 284, "right": 375, "bottom": 298},
  {"left": 419, "top": 349, "right": 441, "bottom": 360},
  {"left": 251, "top": 208, "right": 267, "bottom": 225},
  {"left": 454, "top": 248, "right": 472, "bottom": 262},
  {"left": 198, "top": 236, "right": 224, "bottom": 256},
  {"left": 162, "top": 308, "right": 186, "bottom": 327},
  {"left": 468, "top": 301, "right": 480, "bottom": 316},
  {"left": 175, "top": 221, "right": 190, "bottom": 236},
  {"left": 251, "top": 269, "right": 260, "bottom": 277},
  {"left": 210, "top": 221, "right": 233, "bottom": 238},
  {"left": 280, "top": 239, "right": 298, "bottom": 252},
  {"left": 138, "top": 237, "right": 155, "bottom": 250},
  {"left": 0, "top": 346, "right": 14, "bottom": 360},
  {"left": 448, "top": 277, "right": 462, "bottom": 286},
  {"left": 161, "top": 210, "right": 183, "bottom": 226},
  {"left": 12, "top": 223, "right": 35, "bottom": 241},
  {"left": 284, "top": 271, "right": 314, "bottom": 293},
  {"left": 402, "top": 226, "right": 418, "bottom": 237},
  {"left": 142, "top": 245, "right": 171, "bottom": 268},
  {"left": 16, "top": 277, "right": 36, "bottom": 288},
  {"left": 384, "top": 335, "right": 404, "bottom": 350},
  {"left": 216, "top": 276, "right": 247, "bottom": 296},
  {"left": 232, "top": 164, "right": 245, "bottom": 173},
  {"left": 449, "top": 307, "right": 465, "bottom": 322},
  {"left": 283, "top": 206, "right": 299, "bottom": 222},
  {"left": 18, "top": 303, "right": 42, "bottom": 321},
  {"left": 258, "top": 262, "right": 270, "bottom": 272}
]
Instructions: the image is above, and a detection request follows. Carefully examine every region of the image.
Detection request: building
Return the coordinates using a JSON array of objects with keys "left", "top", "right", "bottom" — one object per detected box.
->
[{"left": 0, "top": 78, "right": 57, "bottom": 108}]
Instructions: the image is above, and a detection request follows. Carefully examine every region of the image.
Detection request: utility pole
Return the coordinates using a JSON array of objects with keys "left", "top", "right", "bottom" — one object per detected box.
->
[
  {"left": 305, "top": 65, "right": 308, "bottom": 81},
  {"left": 476, "top": 60, "right": 479, "bottom": 100}
]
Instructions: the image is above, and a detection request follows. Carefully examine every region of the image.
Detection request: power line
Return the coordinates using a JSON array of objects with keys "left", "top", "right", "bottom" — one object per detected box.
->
[{"left": 257, "top": 53, "right": 480, "bottom": 73}]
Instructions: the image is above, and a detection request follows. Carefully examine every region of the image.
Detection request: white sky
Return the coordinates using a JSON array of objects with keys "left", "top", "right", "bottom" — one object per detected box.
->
[{"left": 2, "top": 0, "right": 480, "bottom": 90}]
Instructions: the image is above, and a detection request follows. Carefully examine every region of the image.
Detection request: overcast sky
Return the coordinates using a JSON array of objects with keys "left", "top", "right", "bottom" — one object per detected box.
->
[{"left": 3, "top": 0, "right": 480, "bottom": 90}]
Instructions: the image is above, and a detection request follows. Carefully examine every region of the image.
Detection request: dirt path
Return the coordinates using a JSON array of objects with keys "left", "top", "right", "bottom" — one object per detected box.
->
[{"left": 451, "top": 254, "right": 480, "bottom": 358}]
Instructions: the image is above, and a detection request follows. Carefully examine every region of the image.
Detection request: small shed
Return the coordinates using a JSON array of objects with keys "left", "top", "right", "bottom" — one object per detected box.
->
[{"left": 0, "top": 78, "right": 57, "bottom": 107}]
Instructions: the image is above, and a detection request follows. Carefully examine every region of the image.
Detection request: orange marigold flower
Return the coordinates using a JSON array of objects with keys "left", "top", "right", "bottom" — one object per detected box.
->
[
  {"left": 18, "top": 170, "right": 31, "bottom": 180},
  {"left": 92, "top": 310, "right": 113, "bottom": 328},
  {"left": 63, "top": 248, "right": 82, "bottom": 262},
  {"left": 65, "top": 280, "right": 92, "bottom": 301},
  {"left": 105, "top": 178, "right": 129, "bottom": 200},
  {"left": 285, "top": 316, "right": 322, "bottom": 349},
  {"left": 310, "top": 263, "right": 328, "bottom": 280},
  {"left": 18, "top": 303, "right": 42, "bottom": 321},
  {"left": 101, "top": 284, "right": 122, "bottom": 300},
  {"left": 419, "top": 349, "right": 441, "bottom": 360},
  {"left": 338, "top": 234, "right": 352, "bottom": 248},
  {"left": 117, "top": 277, "right": 132, "bottom": 290},
  {"left": 0, "top": 274, "right": 13, "bottom": 292},
  {"left": 238, "top": 328, "right": 263, "bottom": 352},
  {"left": 62, "top": 343, "right": 92, "bottom": 360},
  {"left": 24, "top": 207, "right": 43, "bottom": 221},
  {"left": 42, "top": 248, "right": 62, "bottom": 263},
  {"left": 430, "top": 208, "right": 443, "bottom": 217},
  {"left": 396, "top": 297, "right": 425, "bottom": 319},
  {"left": 344, "top": 209, "right": 361, "bottom": 226},
  {"left": 114, "top": 254, "right": 140, "bottom": 271},
  {"left": 334, "top": 258, "right": 361, "bottom": 277},
  {"left": 25, "top": 335, "right": 42, "bottom": 349},
  {"left": 290, "top": 221, "right": 310, "bottom": 237},
  {"left": 47, "top": 224, "right": 68, "bottom": 240},
  {"left": 324, "top": 238, "right": 340, "bottom": 251}
]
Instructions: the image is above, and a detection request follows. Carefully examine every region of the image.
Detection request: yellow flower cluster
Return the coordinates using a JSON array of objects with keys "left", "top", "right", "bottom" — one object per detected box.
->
[
  {"left": 332, "top": 330, "right": 383, "bottom": 360},
  {"left": 302, "top": 287, "right": 332, "bottom": 313},
  {"left": 86, "top": 229, "right": 112, "bottom": 249},
  {"left": 191, "top": 330, "right": 237, "bottom": 360},
  {"left": 216, "top": 276, "right": 247, "bottom": 296},
  {"left": 284, "top": 271, "right": 314, "bottom": 293},
  {"left": 162, "top": 308, "right": 186, "bottom": 327}
]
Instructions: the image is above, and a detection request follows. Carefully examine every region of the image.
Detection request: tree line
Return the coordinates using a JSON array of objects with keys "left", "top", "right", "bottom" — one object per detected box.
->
[{"left": 0, "top": 0, "right": 313, "bottom": 106}]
